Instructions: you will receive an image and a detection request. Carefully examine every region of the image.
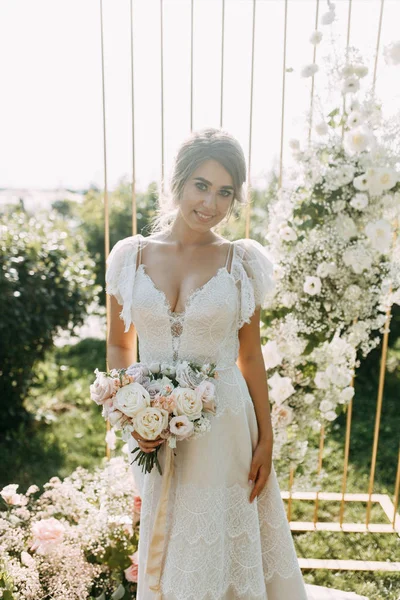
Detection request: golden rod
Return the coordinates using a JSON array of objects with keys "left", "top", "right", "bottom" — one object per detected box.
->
[
  {"left": 160, "top": 0, "right": 165, "bottom": 195},
  {"left": 372, "top": 0, "right": 385, "bottom": 92},
  {"left": 366, "top": 221, "right": 398, "bottom": 526},
  {"left": 245, "top": 0, "right": 256, "bottom": 241},
  {"left": 130, "top": 0, "right": 139, "bottom": 364},
  {"left": 287, "top": 465, "right": 294, "bottom": 521},
  {"left": 341, "top": 0, "right": 353, "bottom": 141},
  {"left": 308, "top": 0, "right": 320, "bottom": 143},
  {"left": 339, "top": 363, "right": 356, "bottom": 526},
  {"left": 219, "top": 0, "right": 226, "bottom": 129},
  {"left": 313, "top": 424, "right": 325, "bottom": 526},
  {"left": 393, "top": 447, "right": 400, "bottom": 528},
  {"left": 278, "top": 0, "right": 288, "bottom": 190},
  {"left": 100, "top": 0, "right": 111, "bottom": 460}
]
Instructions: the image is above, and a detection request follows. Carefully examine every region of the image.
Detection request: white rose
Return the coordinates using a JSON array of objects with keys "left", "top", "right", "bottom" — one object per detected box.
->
[
  {"left": 267, "top": 372, "right": 295, "bottom": 405},
  {"left": 169, "top": 415, "right": 194, "bottom": 441},
  {"left": 314, "top": 371, "right": 330, "bottom": 389},
  {"left": 353, "top": 63, "right": 368, "bottom": 78},
  {"left": 262, "top": 340, "right": 283, "bottom": 370},
  {"left": 347, "top": 111, "right": 363, "bottom": 129},
  {"left": 319, "top": 399, "right": 335, "bottom": 413},
  {"left": 301, "top": 63, "right": 319, "bottom": 78},
  {"left": 288, "top": 138, "right": 300, "bottom": 151},
  {"left": 341, "top": 386, "right": 355, "bottom": 403},
  {"left": 343, "top": 246, "right": 373, "bottom": 274},
  {"left": 303, "top": 275, "right": 322, "bottom": 296},
  {"left": 279, "top": 225, "right": 297, "bottom": 242},
  {"left": 344, "top": 127, "right": 374, "bottom": 154},
  {"left": 365, "top": 219, "right": 392, "bottom": 254},
  {"left": 172, "top": 387, "right": 203, "bottom": 421},
  {"left": 316, "top": 262, "right": 337, "bottom": 278},
  {"left": 335, "top": 214, "right": 358, "bottom": 241},
  {"left": 114, "top": 382, "right": 151, "bottom": 418},
  {"left": 326, "top": 365, "right": 352, "bottom": 387},
  {"left": 304, "top": 393, "right": 315, "bottom": 405},
  {"left": 350, "top": 193, "right": 368, "bottom": 210},
  {"left": 309, "top": 30, "right": 323, "bottom": 45},
  {"left": 90, "top": 368, "right": 117, "bottom": 405},
  {"left": 108, "top": 409, "right": 129, "bottom": 430},
  {"left": 271, "top": 404, "right": 294, "bottom": 428},
  {"left": 341, "top": 76, "right": 360, "bottom": 95},
  {"left": 353, "top": 173, "right": 369, "bottom": 191},
  {"left": 324, "top": 410, "right": 338, "bottom": 422},
  {"left": 340, "top": 64, "right": 354, "bottom": 78},
  {"left": 133, "top": 407, "right": 169, "bottom": 440},
  {"left": 375, "top": 168, "right": 397, "bottom": 191}
]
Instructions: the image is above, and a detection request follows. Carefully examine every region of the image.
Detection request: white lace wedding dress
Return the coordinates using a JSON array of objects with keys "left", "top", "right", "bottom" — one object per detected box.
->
[{"left": 105, "top": 234, "right": 359, "bottom": 600}]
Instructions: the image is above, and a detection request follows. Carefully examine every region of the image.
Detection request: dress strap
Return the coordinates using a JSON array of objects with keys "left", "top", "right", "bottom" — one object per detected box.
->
[
  {"left": 224, "top": 242, "right": 233, "bottom": 272},
  {"left": 136, "top": 235, "right": 143, "bottom": 269}
]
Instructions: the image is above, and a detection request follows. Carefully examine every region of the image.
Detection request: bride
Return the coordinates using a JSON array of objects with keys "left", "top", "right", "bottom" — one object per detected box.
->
[{"left": 106, "top": 127, "right": 309, "bottom": 599}]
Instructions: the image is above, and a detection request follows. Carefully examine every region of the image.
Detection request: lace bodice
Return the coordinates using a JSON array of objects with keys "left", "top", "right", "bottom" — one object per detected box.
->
[{"left": 105, "top": 234, "right": 275, "bottom": 369}]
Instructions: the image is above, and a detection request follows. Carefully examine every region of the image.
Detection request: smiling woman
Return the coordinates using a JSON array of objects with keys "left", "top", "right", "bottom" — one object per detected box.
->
[{"left": 106, "top": 128, "right": 309, "bottom": 600}]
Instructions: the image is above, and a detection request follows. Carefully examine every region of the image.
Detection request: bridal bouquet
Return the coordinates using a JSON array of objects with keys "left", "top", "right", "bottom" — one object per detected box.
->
[{"left": 90, "top": 360, "right": 218, "bottom": 474}]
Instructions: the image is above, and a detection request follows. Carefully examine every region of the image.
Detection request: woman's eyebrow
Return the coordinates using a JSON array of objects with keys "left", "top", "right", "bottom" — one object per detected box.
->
[{"left": 193, "top": 176, "right": 234, "bottom": 190}]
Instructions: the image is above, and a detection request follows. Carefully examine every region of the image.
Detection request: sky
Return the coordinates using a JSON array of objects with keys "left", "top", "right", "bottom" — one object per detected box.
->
[{"left": 0, "top": 0, "right": 399, "bottom": 193}]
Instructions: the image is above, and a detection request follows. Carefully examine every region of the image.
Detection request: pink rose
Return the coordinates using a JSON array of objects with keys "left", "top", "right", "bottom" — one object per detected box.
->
[
  {"left": 195, "top": 380, "right": 216, "bottom": 415},
  {"left": 169, "top": 415, "right": 194, "bottom": 440},
  {"left": 30, "top": 517, "right": 65, "bottom": 554},
  {"left": 124, "top": 551, "right": 139, "bottom": 582},
  {"left": 133, "top": 494, "right": 142, "bottom": 514},
  {"left": 90, "top": 369, "right": 117, "bottom": 405}
]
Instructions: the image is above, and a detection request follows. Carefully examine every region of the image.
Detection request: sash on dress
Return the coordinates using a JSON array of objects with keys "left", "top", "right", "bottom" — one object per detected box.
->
[{"left": 145, "top": 443, "right": 175, "bottom": 598}]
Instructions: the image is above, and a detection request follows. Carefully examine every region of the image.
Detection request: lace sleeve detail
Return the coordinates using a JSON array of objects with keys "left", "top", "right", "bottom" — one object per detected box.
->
[
  {"left": 105, "top": 234, "right": 141, "bottom": 332},
  {"left": 232, "top": 238, "right": 276, "bottom": 329}
]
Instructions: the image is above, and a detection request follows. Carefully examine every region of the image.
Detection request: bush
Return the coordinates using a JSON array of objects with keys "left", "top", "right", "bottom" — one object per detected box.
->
[{"left": 0, "top": 208, "right": 101, "bottom": 431}]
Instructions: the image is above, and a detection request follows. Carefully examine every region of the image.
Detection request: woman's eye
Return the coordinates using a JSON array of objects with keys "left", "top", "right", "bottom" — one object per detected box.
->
[{"left": 195, "top": 182, "right": 231, "bottom": 197}]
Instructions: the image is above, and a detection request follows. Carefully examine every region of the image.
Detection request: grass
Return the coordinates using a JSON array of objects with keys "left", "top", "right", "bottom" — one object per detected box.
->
[{"left": 1, "top": 336, "right": 399, "bottom": 599}]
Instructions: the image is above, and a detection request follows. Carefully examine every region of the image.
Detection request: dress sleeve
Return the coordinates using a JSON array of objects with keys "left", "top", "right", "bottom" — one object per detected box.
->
[
  {"left": 105, "top": 234, "right": 141, "bottom": 332},
  {"left": 233, "top": 238, "right": 276, "bottom": 328}
]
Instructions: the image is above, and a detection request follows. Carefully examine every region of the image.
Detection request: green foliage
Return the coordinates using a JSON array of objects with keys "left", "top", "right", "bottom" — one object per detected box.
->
[
  {"left": 0, "top": 209, "right": 101, "bottom": 432},
  {"left": 77, "top": 178, "right": 159, "bottom": 307}
]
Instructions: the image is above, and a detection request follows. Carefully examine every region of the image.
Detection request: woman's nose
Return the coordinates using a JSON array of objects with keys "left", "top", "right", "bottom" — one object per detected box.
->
[{"left": 204, "top": 191, "right": 217, "bottom": 207}]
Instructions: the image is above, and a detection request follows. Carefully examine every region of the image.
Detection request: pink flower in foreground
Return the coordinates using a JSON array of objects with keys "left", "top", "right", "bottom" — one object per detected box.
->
[
  {"left": 90, "top": 368, "right": 118, "bottom": 405},
  {"left": 133, "top": 494, "right": 142, "bottom": 514},
  {"left": 124, "top": 551, "right": 139, "bottom": 582},
  {"left": 30, "top": 517, "right": 66, "bottom": 554}
]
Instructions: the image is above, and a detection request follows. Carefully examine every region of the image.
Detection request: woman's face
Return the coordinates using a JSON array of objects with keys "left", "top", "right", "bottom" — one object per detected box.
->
[{"left": 178, "top": 159, "right": 234, "bottom": 231}]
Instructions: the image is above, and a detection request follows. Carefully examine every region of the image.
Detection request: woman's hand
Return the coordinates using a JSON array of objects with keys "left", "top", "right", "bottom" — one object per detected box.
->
[
  {"left": 131, "top": 431, "right": 165, "bottom": 454},
  {"left": 248, "top": 438, "right": 273, "bottom": 503}
]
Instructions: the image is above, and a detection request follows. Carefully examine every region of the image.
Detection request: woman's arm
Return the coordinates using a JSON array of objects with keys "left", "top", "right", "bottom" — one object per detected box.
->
[
  {"left": 237, "top": 307, "right": 273, "bottom": 502},
  {"left": 237, "top": 306, "right": 273, "bottom": 444},
  {"left": 107, "top": 295, "right": 136, "bottom": 369}
]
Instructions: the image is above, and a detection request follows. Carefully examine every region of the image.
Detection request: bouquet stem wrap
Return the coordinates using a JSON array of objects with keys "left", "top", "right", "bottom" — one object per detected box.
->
[{"left": 145, "top": 443, "right": 175, "bottom": 596}]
